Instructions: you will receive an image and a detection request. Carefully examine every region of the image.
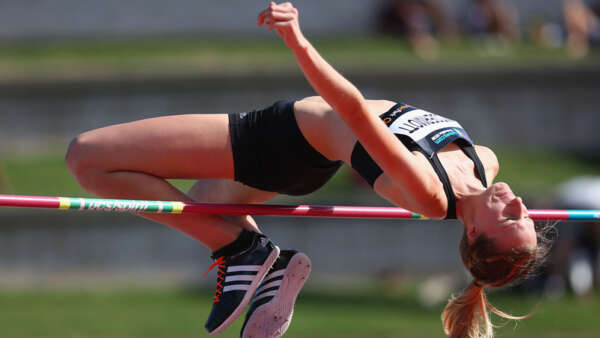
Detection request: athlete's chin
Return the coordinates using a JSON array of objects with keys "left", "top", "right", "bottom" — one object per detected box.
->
[{"left": 492, "top": 182, "right": 515, "bottom": 198}]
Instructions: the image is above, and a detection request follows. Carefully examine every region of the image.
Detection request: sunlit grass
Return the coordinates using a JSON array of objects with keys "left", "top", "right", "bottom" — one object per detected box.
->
[
  {"left": 494, "top": 148, "right": 600, "bottom": 196},
  {"left": 0, "top": 287, "right": 598, "bottom": 338},
  {"left": 0, "top": 37, "right": 597, "bottom": 80}
]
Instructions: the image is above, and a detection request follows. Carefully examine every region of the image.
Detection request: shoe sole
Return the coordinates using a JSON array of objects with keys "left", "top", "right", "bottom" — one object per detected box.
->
[
  {"left": 241, "top": 252, "right": 312, "bottom": 338},
  {"left": 209, "top": 246, "right": 280, "bottom": 335}
]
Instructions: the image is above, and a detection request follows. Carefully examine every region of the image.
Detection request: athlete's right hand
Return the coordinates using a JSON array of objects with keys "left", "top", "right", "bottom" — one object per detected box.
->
[{"left": 258, "top": 2, "right": 305, "bottom": 50}]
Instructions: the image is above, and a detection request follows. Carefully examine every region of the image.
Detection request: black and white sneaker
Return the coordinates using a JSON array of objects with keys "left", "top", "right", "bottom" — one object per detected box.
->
[
  {"left": 240, "top": 250, "right": 311, "bottom": 338},
  {"left": 204, "top": 233, "right": 280, "bottom": 335}
]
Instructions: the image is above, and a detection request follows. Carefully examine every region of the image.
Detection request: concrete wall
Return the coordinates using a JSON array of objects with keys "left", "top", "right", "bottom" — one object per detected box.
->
[{"left": 0, "top": 211, "right": 464, "bottom": 287}]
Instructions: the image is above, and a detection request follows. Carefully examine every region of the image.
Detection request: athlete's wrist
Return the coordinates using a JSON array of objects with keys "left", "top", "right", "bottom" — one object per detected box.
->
[{"left": 285, "top": 28, "right": 308, "bottom": 51}]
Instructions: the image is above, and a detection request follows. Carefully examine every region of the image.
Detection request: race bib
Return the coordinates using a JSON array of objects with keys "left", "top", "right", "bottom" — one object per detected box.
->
[{"left": 382, "top": 105, "right": 473, "bottom": 156}]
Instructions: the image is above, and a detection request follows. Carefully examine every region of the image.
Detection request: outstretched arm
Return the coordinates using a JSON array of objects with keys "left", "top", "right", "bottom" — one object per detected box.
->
[{"left": 258, "top": 2, "right": 442, "bottom": 213}]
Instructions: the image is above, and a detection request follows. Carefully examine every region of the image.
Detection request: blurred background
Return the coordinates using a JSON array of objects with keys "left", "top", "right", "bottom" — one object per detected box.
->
[{"left": 0, "top": 0, "right": 599, "bottom": 337}]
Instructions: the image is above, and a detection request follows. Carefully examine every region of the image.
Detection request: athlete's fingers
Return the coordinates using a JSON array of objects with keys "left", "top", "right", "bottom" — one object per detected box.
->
[
  {"left": 257, "top": 6, "right": 273, "bottom": 26},
  {"left": 258, "top": 2, "right": 292, "bottom": 26},
  {"left": 262, "top": 5, "right": 297, "bottom": 23},
  {"left": 258, "top": 11, "right": 266, "bottom": 26},
  {"left": 267, "top": 21, "right": 293, "bottom": 31},
  {"left": 271, "top": 4, "right": 297, "bottom": 14},
  {"left": 265, "top": 8, "right": 294, "bottom": 18},
  {"left": 258, "top": 2, "right": 277, "bottom": 26},
  {"left": 278, "top": 2, "right": 294, "bottom": 9},
  {"left": 262, "top": 7, "right": 297, "bottom": 23},
  {"left": 259, "top": 1, "right": 300, "bottom": 40},
  {"left": 269, "top": 2, "right": 297, "bottom": 16},
  {"left": 271, "top": 11, "right": 296, "bottom": 21},
  {"left": 263, "top": 13, "right": 296, "bottom": 26}
]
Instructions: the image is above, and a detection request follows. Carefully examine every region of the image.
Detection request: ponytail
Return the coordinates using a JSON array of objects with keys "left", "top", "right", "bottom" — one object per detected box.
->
[
  {"left": 442, "top": 282, "right": 491, "bottom": 338},
  {"left": 442, "top": 281, "right": 535, "bottom": 338}
]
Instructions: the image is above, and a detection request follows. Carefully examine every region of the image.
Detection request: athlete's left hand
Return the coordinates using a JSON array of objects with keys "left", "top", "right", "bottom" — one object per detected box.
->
[{"left": 258, "top": 2, "right": 305, "bottom": 50}]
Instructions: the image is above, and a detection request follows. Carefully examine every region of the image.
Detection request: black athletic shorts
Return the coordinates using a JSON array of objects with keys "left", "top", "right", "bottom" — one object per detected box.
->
[{"left": 228, "top": 99, "right": 343, "bottom": 196}]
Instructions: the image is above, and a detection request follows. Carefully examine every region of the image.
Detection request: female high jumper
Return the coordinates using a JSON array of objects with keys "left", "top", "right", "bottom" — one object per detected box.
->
[{"left": 65, "top": 2, "right": 551, "bottom": 338}]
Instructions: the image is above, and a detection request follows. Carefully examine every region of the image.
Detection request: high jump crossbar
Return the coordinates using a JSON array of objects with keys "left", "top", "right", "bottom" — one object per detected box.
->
[{"left": 0, "top": 194, "right": 598, "bottom": 221}]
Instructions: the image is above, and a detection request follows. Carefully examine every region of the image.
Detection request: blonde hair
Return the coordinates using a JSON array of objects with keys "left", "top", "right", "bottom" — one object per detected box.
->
[
  {"left": 441, "top": 223, "right": 554, "bottom": 338},
  {"left": 441, "top": 282, "right": 532, "bottom": 338}
]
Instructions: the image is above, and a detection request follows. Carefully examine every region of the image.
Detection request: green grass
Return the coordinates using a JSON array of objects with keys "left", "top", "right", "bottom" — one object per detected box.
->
[
  {"left": 0, "top": 287, "right": 598, "bottom": 338},
  {"left": 0, "top": 37, "right": 598, "bottom": 81},
  {"left": 1, "top": 152, "right": 85, "bottom": 197},
  {"left": 494, "top": 148, "right": 600, "bottom": 196},
  {"left": 0, "top": 152, "right": 195, "bottom": 197}
]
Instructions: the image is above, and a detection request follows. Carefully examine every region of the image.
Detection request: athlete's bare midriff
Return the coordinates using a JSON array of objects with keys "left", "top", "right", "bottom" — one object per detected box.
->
[{"left": 293, "top": 96, "right": 499, "bottom": 208}]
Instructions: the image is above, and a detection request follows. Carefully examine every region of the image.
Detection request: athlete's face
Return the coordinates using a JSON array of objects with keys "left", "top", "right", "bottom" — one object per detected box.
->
[{"left": 467, "top": 182, "right": 537, "bottom": 251}]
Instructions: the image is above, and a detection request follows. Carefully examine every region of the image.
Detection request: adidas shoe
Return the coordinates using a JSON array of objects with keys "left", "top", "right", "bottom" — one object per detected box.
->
[
  {"left": 240, "top": 250, "right": 312, "bottom": 338},
  {"left": 204, "top": 233, "right": 280, "bottom": 335}
]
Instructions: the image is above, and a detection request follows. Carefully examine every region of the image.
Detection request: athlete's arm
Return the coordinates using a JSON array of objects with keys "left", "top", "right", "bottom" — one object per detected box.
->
[{"left": 258, "top": 2, "right": 444, "bottom": 215}]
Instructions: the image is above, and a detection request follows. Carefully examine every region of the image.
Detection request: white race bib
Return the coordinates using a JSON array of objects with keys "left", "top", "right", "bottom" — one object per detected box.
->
[{"left": 388, "top": 109, "right": 463, "bottom": 142}]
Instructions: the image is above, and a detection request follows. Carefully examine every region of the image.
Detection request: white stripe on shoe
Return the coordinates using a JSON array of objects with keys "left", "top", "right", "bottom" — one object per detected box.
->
[
  {"left": 256, "top": 279, "right": 283, "bottom": 294},
  {"left": 253, "top": 289, "right": 279, "bottom": 302},
  {"left": 222, "top": 284, "right": 251, "bottom": 292},
  {"left": 227, "top": 265, "right": 262, "bottom": 272},
  {"left": 264, "top": 269, "right": 286, "bottom": 280},
  {"left": 225, "top": 275, "right": 257, "bottom": 282}
]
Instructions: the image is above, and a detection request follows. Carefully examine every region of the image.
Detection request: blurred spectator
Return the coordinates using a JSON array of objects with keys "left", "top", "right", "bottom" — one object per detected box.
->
[
  {"left": 563, "top": 0, "right": 600, "bottom": 58},
  {"left": 461, "top": 0, "right": 520, "bottom": 44},
  {"left": 529, "top": 19, "right": 566, "bottom": 50},
  {"left": 377, "top": 0, "right": 458, "bottom": 59},
  {"left": 544, "top": 177, "right": 600, "bottom": 298}
]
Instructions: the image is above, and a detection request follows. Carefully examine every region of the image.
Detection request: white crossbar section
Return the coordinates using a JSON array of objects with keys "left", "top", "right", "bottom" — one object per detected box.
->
[
  {"left": 256, "top": 279, "right": 282, "bottom": 294},
  {"left": 223, "top": 284, "right": 250, "bottom": 292},
  {"left": 225, "top": 275, "right": 256, "bottom": 282},
  {"left": 227, "top": 265, "right": 261, "bottom": 272},
  {"left": 253, "top": 289, "right": 278, "bottom": 301}
]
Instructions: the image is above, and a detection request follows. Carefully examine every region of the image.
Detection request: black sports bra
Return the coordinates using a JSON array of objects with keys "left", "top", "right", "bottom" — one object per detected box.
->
[{"left": 350, "top": 103, "right": 487, "bottom": 219}]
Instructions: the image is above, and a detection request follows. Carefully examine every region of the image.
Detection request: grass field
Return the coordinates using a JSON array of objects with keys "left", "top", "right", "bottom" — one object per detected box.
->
[
  {"left": 1, "top": 37, "right": 598, "bottom": 82},
  {"left": 0, "top": 287, "right": 599, "bottom": 338}
]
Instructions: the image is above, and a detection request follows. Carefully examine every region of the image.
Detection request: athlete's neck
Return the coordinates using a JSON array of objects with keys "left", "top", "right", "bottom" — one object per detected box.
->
[{"left": 455, "top": 182, "right": 487, "bottom": 225}]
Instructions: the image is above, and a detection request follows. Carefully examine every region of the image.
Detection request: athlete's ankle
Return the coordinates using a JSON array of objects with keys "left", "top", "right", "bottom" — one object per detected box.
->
[
  {"left": 204, "top": 231, "right": 279, "bottom": 335},
  {"left": 211, "top": 229, "right": 260, "bottom": 259}
]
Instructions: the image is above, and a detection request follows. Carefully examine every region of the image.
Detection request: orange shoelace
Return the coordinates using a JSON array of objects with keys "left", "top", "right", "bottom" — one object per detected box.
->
[{"left": 204, "top": 256, "right": 227, "bottom": 303}]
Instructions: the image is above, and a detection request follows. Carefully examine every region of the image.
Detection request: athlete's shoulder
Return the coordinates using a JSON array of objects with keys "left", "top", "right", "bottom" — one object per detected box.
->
[
  {"left": 295, "top": 97, "right": 397, "bottom": 115},
  {"left": 365, "top": 99, "right": 397, "bottom": 114},
  {"left": 297, "top": 96, "right": 326, "bottom": 104},
  {"left": 294, "top": 97, "right": 332, "bottom": 116}
]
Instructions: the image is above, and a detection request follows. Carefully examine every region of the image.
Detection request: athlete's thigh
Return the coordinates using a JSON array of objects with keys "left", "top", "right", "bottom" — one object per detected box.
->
[{"left": 76, "top": 114, "right": 233, "bottom": 179}]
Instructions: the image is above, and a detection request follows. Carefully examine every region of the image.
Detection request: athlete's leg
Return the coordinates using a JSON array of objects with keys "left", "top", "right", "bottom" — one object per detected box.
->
[
  {"left": 184, "top": 178, "right": 281, "bottom": 334},
  {"left": 186, "top": 178, "right": 279, "bottom": 234},
  {"left": 187, "top": 180, "right": 310, "bottom": 338},
  {"left": 65, "top": 114, "right": 242, "bottom": 251}
]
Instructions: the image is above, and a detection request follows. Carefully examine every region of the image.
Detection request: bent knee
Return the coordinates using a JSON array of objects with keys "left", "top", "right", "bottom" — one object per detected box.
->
[
  {"left": 65, "top": 132, "right": 106, "bottom": 186},
  {"left": 65, "top": 134, "right": 89, "bottom": 176}
]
